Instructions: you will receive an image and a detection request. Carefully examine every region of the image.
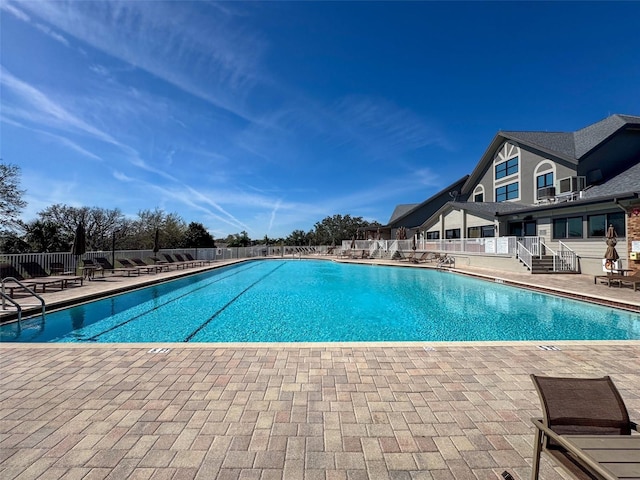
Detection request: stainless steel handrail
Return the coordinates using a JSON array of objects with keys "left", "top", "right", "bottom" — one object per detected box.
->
[{"left": 1, "top": 277, "right": 46, "bottom": 324}]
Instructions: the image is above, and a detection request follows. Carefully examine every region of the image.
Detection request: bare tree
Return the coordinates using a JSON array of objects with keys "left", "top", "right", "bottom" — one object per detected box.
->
[
  {"left": 38, "top": 204, "right": 125, "bottom": 250},
  {"left": 0, "top": 162, "right": 27, "bottom": 228}
]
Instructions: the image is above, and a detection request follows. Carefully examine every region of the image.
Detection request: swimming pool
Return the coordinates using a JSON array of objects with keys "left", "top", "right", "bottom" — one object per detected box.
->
[{"left": 2, "top": 259, "right": 639, "bottom": 342}]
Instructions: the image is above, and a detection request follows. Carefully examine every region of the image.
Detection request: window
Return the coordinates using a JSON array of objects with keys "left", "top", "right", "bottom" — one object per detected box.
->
[
  {"left": 495, "top": 157, "right": 518, "bottom": 179},
  {"left": 553, "top": 217, "right": 583, "bottom": 239},
  {"left": 467, "top": 226, "right": 481, "bottom": 238},
  {"left": 524, "top": 221, "right": 536, "bottom": 236},
  {"left": 537, "top": 172, "right": 554, "bottom": 189},
  {"left": 588, "top": 212, "right": 625, "bottom": 237},
  {"left": 496, "top": 182, "right": 519, "bottom": 202},
  {"left": 467, "top": 225, "right": 495, "bottom": 238},
  {"left": 445, "top": 228, "right": 460, "bottom": 239},
  {"left": 482, "top": 225, "right": 495, "bottom": 237},
  {"left": 426, "top": 231, "right": 439, "bottom": 240},
  {"left": 474, "top": 192, "right": 484, "bottom": 202}
]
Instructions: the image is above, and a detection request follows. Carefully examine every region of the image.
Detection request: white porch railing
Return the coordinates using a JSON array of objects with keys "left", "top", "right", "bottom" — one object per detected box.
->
[
  {"left": 519, "top": 237, "right": 540, "bottom": 256},
  {"left": 342, "top": 237, "right": 520, "bottom": 255}
]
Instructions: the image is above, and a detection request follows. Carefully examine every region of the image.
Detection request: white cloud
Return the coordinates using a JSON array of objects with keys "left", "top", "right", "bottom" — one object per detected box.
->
[
  {"left": 14, "top": 0, "right": 268, "bottom": 123},
  {"left": 35, "top": 22, "right": 70, "bottom": 46},
  {"left": 1, "top": 2, "right": 30, "bottom": 22},
  {"left": 0, "top": 66, "right": 120, "bottom": 145},
  {"left": 329, "top": 95, "right": 450, "bottom": 155}
]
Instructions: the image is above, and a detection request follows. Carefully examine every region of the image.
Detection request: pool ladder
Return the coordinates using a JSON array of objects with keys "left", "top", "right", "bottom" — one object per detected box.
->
[{"left": 1, "top": 277, "right": 46, "bottom": 326}]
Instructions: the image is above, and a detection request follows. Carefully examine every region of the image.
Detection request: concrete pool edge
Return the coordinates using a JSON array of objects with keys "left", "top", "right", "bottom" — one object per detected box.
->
[{"left": 2, "top": 339, "right": 639, "bottom": 349}]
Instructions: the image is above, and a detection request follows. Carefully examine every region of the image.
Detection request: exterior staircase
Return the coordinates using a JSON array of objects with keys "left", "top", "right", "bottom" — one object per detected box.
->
[
  {"left": 520, "top": 254, "right": 579, "bottom": 274},
  {"left": 530, "top": 255, "right": 555, "bottom": 274}
]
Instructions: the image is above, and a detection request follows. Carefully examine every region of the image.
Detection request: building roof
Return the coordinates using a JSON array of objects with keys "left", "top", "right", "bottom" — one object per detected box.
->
[
  {"left": 462, "top": 114, "right": 640, "bottom": 194},
  {"left": 449, "top": 201, "right": 531, "bottom": 218},
  {"left": 386, "top": 175, "right": 469, "bottom": 225},
  {"left": 387, "top": 204, "right": 419, "bottom": 224},
  {"left": 582, "top": 161, "right": 640, "bottom": 199},
  {"left": 499, "top": 131, "right": 576, "bottom": 160}
]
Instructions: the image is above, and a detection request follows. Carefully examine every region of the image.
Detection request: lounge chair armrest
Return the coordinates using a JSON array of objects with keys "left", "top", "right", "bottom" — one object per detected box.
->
[{"left": 531, "top": 418, "right": 621, "bottom": 480}]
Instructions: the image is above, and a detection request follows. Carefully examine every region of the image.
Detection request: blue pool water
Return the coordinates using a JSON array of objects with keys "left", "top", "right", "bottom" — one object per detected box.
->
[{"left": 2, "top": 259, "right": 639, "bottom": 343}]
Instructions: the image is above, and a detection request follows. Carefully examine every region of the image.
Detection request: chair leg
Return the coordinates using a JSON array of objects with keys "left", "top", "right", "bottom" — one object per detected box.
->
[{"left": 531, "top": 428, "right": 542, "bottom": 480}]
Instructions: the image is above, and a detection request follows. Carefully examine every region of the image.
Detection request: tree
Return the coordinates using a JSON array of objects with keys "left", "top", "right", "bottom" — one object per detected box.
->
[
  {"left": 22, "top": 220, "right": 71, "bottom": 253},
  {"left": 313, "top": 214, "right": 376, "bottom": 245},
  {"left": 184, "top": 222, "right": 215, "bottom": 248},
  {"left": 117, "top": 208, "right": 187, "bottom": 250},
  {"left": 38, "top": 204, "right": 125, "bottom": 250},
  {"left": 286, "top": 229, "right": 308, "bottom": 246},
  {"left": 0, "top": 162, "right": 27, "bottom": 228},
  {"left": 0, "top": 231, "right": 30, "bottom": 253},
  {"left": 226, "top": 231, "right": 250, "bottom": 247}
]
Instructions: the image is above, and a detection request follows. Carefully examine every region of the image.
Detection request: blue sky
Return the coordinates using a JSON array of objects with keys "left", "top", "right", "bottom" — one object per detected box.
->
[{"left": 2, "top": 1, "right": 639, "bottom": 239}]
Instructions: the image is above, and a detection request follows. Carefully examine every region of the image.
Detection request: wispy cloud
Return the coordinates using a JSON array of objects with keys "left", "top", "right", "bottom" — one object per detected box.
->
[
  {"left": 1, "top": 2, "right": 30, "bottom": 21},
  {"left": 0, "top": 66, "right": 120, "bottom": 145},
  {"left": 329, "top": 95, "right": 450, "bottom": 155},
  {"left": 34, "top": 22, "right": 70, "bottom": 46},
  {"left": 13, "top": 0, "right": 268, "bottom": 123}
]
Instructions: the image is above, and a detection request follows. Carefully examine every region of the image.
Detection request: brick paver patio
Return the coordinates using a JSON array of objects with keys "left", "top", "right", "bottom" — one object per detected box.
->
[
  {"left": 1, "top": 342, "right": 639, "bottom": 479},
  {"left": 1, "top": 258, "right": 639, "bottom": 479}
]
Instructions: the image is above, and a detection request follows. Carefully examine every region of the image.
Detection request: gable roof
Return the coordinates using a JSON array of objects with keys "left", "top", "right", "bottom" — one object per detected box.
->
[
  {"left": 388, "top": 204, "right": 419, "bottom": 224},
  {"left": 462, "top": 114, "right": 640, "bottom": 194},
  {"left": 386, "top": 175, "right": 469, "bottom": 225}
]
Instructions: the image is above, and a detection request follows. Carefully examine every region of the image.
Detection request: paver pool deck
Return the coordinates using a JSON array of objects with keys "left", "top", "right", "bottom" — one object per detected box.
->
[{"left": 1, "top": 257, "right": 639, "bottom": 479}]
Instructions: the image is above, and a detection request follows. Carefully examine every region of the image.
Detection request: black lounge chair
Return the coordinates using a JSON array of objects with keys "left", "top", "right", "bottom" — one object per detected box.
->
[
  {"left": 173, "top": 253, "right": 199, "bottom": 267},
  {"left": 117, "top": 258, "right": 156, "bottom": 274},
  {"left": 530, "top": 374, "right": 638, "bottom": 480},
  {"left": 19, "top": 261, "right": 83, "bottom": 290},
  {"left": 0, "top": 263, "right": 39, "bottom": 297},
  {"left": 183, "top": 253, "right": 210, "bottom": 265},
  {"left": 95, "top": 257, "right": 141, "bottom": 276},
  {"left": 131, "top": 258, "right": 165, "bottom": 273},
  {"left": 149, "top": 256, "right": 179, "bottom": 270},
  {"left": 161, "top": 253, "right": 191, "bottom": 269}
]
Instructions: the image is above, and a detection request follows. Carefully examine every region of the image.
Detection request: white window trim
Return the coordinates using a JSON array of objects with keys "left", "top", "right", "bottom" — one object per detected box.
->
[
  {"left": 472, "top": 185, "right": 485, "bottom": 202},
  {"left": 534, "top": 160, "right": 556, "bottom": 202},
  {"left": 493, "top": 142, "right": 521, "bottom": 202}
]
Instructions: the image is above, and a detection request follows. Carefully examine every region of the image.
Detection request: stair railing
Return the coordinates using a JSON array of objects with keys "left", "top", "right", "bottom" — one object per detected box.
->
[
  {"left": 517, "top": 242, "right": 533, "bottom": 271},
  {"left": 519, "top": 236, "right": 541, "bottom": 257},
  {"left": 388, "top": 240, "right": 399, "bottom": 260},
  {"left": 557, "top": 241, "right": 578, "bottom": 272},
  {"left": 538, "top": 241, "right": 558, "bottom": 271}
]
